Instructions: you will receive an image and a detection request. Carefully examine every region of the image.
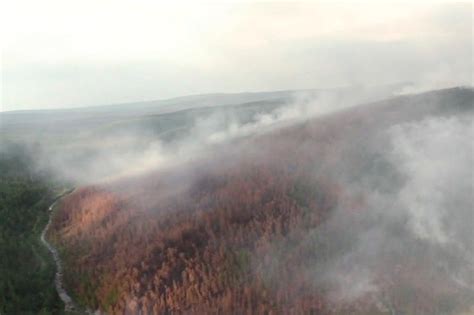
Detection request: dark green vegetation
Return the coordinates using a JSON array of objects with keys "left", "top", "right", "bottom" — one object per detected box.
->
[{"left": 0, "top": 144, "right": 63, "bottom": 314}]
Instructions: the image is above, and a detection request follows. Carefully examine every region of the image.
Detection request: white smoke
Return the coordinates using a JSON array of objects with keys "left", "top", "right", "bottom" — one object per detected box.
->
[
  {"left": 312, "top": 114, "right": 474, "bottom": 305},
  {"left": 33, "top": 87, "right": 397, "bottom": 184},
  {"left": 389, "top": 116, "right": 473, "bottom": 246}
]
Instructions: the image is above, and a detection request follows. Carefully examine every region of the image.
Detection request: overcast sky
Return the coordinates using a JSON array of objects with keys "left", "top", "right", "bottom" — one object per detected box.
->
[{"left": 0, "top": 0, "right": 472, "bottom": 111}]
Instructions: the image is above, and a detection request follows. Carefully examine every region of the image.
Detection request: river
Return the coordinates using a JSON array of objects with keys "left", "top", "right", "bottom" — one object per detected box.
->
[{"left": 40, "top": 192, "right": 77, "bottom": 313}]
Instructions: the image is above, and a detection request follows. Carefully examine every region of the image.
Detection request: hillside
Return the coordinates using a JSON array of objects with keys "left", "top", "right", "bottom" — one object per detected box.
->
[
  {"left": 0, "top": 144, "right": 62, "bottom": 314},
  {"left": 48, "top": 88, "right": 473, "bottom": 314},
  {"left": 1, "top": 84, "right": 410, "bottom": 185},
  {"left": 0, "top": 84, "right": 407, "bottom": 145}
]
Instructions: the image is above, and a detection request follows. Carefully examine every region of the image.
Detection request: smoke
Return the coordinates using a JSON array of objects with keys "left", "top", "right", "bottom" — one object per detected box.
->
[
  {"left": 310, "top": 114, "right": 474, "bottom": 306},
  {"left": 390, "top": 117, "right": 473, "bottom": 247},
  {"left": 396, "top": 65, "right": 473, "bottom": 95},
  {"left": 2, "top": 85, "right": 470, "bottom": 313},
  {"left": 193, "top": 93, "right": 321, "bottom": 145},
  {"left": 190, "top": 85, "right": 409, "bottom": 146},
  {"left": 19, "top": 85, "right": 404, "bottom": 185},
  {"left": 3, "top": 84, "right": 472, "bottom": 312},
  {"left": 177, "top": 88, "right": 472, "bottom": 313}
]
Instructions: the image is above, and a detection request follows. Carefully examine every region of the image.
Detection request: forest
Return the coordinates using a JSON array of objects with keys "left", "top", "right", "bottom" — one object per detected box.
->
[
  {"left": 0, "top": 144, "right": 63, "bottom": 314},
  {"left": 2, "top": 0, "right": 472, "bottom": 312},
  {"left": 48, "top": 88, "right": 474, "bottom": 315}
]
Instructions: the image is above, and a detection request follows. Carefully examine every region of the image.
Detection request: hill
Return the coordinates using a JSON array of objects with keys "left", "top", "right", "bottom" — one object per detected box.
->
[{"left": 48, "top": 87, "right": 474, "bottom": 314}]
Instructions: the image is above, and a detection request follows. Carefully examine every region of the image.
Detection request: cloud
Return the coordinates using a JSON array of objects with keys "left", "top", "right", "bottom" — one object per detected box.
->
[{"left": 1, "top": 1, "right": 471, "bottom": 110}]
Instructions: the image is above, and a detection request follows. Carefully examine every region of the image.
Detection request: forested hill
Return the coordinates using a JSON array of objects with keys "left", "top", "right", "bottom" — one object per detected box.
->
[
  {"left": 0, "top": 145, "right": 63, "bottom": 314},
  {"left": 49, "top": 87, "right": 474, "bottom": 314}
]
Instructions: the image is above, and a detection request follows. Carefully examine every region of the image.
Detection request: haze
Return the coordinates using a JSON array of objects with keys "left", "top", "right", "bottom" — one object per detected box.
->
[
  {"left": 1, "top": 0, "right": 472, "bottom": 111},
  {"left": 1, "top": 1, "right": 473, "bottom": 313}
]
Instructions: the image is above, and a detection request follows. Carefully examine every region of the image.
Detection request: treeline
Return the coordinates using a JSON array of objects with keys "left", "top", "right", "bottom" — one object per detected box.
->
[{"left": 0, "top": 143, "right": 62, "bottom": 314}]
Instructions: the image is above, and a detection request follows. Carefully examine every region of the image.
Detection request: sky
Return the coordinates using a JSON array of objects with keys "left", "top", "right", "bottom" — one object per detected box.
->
[{"left": 0, "top": 0, "right": 472, "bottom": 111}]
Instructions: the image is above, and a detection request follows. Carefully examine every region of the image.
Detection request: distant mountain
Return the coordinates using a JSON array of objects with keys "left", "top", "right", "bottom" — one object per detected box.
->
[{"left": 0, "top": 83, "right": 410, "bottom": 143}]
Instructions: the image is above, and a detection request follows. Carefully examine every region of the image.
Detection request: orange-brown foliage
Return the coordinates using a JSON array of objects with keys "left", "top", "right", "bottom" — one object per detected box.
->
[{"left": 49, "top": 97, "right": 473, "bottom": 314}]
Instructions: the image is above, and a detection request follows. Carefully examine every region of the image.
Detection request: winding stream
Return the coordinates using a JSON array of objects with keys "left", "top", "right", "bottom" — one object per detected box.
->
[{"left": 40, "top": 192, "right": 76, "bottom": 313}]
